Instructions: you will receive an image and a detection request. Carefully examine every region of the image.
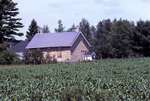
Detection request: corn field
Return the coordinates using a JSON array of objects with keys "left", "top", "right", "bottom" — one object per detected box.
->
[{"left": 0, "top": 58, "right": 150, "bottom": 101}]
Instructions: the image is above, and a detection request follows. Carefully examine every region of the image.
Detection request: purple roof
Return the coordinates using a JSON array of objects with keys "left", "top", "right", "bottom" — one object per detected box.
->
[
  {"left": 26, "top": 32, "right": 83, "bottom": 49},
  {"left": 8, "top": 40, "right": 29, "bottom": 53}
]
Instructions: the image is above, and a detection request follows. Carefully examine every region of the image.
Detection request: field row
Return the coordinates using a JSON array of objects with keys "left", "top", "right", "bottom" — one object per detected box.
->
[{"left": 0, "top": 58, "right": 150, "bottom": 101}]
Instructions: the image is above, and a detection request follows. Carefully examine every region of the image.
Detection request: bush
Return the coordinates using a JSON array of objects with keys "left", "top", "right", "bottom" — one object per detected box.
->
[
  {"left": 0, "top": 50, "right": 21, "bottom": 65},
  {"left": 24, "top": 49, "right": 43, "bottom": 64},
  {"left": 44, "top": 53, "right": 57, "bottom": 64}
]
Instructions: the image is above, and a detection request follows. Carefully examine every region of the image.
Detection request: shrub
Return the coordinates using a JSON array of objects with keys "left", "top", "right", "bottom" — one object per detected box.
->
[
  {"left": 24, "top": 49, "right": 43, "bottom": 64},
  {"left": 0, "top": 50, "right": 21, "bottom": 65},
  {"left": 44, "top": 53, "right": 57, "bottom": 64}
]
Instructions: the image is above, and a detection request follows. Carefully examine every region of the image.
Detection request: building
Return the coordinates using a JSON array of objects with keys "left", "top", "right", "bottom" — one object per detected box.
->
[
  {"left": 8, "top": 40, "right": 29, "bottom": 60},
  {"left": 26, "top": 32, "right": 92, "bottom": 62}
]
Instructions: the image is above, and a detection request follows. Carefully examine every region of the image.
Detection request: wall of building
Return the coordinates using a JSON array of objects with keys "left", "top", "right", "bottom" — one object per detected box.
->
[
  {"left": 46, "top": 50, "right": 71, "bottom": 62},
  {"left": 41, "top": 47, "right": 71, "bottom": 62},
  {"left": 28, "top": 34, "right": 90, "bottom": 62},
  {"left": 71, "top": 39, "right": 89, "bottom": 62}
]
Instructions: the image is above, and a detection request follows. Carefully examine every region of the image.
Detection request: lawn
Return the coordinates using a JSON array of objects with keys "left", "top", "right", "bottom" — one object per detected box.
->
[{"left": 0, "top": 58, "right": 150, "bottom": 101}]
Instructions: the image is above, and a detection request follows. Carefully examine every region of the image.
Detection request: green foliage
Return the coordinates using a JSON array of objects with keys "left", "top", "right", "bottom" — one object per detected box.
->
[
  {"left": 55, "top": 20, "right": 65, "bottom": 32},
  {"left": 110, "top": 19, "right": 135, "bottom": 58},
  {"left": 67, "top": 24, "right": 77, "bottom": 32},
  {"left": 94, "top": 19, "right": 113, "bottom": 58},
  {"left": 0, "top": 0, "right": 23, "bottom": 65},
  {"left": 0, "top": 0, "right": 23, "bottom": 43},
  {"left": 133, "top": 20, "right": 150, "bottom": 56},
  {"left": 79, "top": 19, "right": 93, "bottom": 43},
  {"left": 0, "top": 58, "right": 150, "bottom": 100},
  {"left": 42, "top": 25, "right": 50, "bottom": 33},
  {"left": 0, "top": 50, "right": 21, "bottom": 65},
  {"left": 90, "top": 25, "right": 96, "bottom": 39},
  {"left": 44, "top": 54, "right": 57, "bottom": 64},
  {"left": 26, "top": 19, "right": 39, "bottom": 40},
  {"left": 24, "top": 49, "right": 43, "bottom": 64},
  {"left": 94, "top": 19, "right": 141, "bottom": 59},
  {"left": 77, "top": 18, "right": 150, "bottom": 59}
]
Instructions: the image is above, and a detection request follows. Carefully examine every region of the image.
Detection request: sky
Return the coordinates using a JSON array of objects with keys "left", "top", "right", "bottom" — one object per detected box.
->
[{"left": 15, "top": 0, "right": 150, "bottom": 39}]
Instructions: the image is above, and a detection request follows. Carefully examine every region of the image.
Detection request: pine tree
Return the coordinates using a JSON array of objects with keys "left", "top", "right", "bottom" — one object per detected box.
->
[
  {"left": 67, "top": 24, "right": 76, "bottom": 32},
  {"left": 0, "top": 0, "right": 23, "bottom": 64},
  {"left": 42, "top": 25, "right": 50, "bottom": 33},
  {"left": 0, "top": 0, "right": 23, "bottom": 44},
  {"left": 55, "top": 20, "right": 65, "bottom": 32},
  {"left": 26, "top": 19, "right": 39, "bottom": 40}
]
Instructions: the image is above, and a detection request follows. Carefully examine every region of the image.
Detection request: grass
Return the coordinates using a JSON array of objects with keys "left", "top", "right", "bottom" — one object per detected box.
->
[{"left": 0, "top": 58, "right": 150, "bottom": 100}]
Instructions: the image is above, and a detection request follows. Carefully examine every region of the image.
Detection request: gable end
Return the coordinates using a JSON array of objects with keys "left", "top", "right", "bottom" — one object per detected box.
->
[{"left": 71, "top": 33, "right": 90, "bottom": 53}]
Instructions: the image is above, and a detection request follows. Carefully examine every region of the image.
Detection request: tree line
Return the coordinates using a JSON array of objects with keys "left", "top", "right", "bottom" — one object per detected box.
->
[
  {"left": 93, "top": 19, "right": 150, "bottom": 59},
  {"left": 1, "top": 0, "right": 150, "bottom": 64},
  {"left": 29, "top": 18, "right": 150, "bottom": 59},
  {"left": 81, "top": 19, "right": 150, "bottom": 59}
]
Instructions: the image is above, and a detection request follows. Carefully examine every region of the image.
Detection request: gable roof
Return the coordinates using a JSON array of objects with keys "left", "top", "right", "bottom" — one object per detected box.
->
[{"left": 26, "top": 32, "right": 91, "bottom": 49}]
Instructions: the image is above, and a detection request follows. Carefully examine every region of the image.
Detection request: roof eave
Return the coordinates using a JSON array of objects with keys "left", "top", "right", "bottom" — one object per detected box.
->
[
  {"left": 26, "top": 46, "right": 72, "bottom": 49},
  {"left": 80, "top": 32, "right": 92, "bottom": 47}
]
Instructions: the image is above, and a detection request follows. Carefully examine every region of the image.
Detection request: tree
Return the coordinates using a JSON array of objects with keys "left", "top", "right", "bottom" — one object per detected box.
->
[
  {"left": 42, "top": 25, "right": 50, "bottom": 33},
  {"left": 55, "top": 20, "right": 65, "bottom": 32},
  {"left": 79, "top": 18, "right": 92, "bottom": 43},
  {"left": 67, "top": 24, "right": 77, "bottom": 32},
  {"left": 26, "top": 19, "right": 39, "bottom": 40},
  {"left": 94, "top": 19, "right": 113, "bottom": 59},
  {"left": 0, "top": 0, "right": 23, "bottom": 48},
  {"left": 0, "top": 50, "right": 21, "bottom": 65},
  {"left": 90, "top": 25, "right": 96, "bottom": 40},
  {"left": 0, "top": 0, "right": 23, "bottom": 64},
  {"left": 133, "top": 20, "right": 150, "bottom": 57},
  {"left": 110, "top": 19, "right": 136, "bottom": 58},
  {"left": 94, "top": 19, "right": 138, "bottom": 59}
]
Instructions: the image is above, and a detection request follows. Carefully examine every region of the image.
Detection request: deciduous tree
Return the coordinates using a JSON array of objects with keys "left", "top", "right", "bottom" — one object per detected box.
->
[
  {"left": 79, "top": 19, "right": 92, "bottom": 43},
  {"left": 55, "top": 20, "right": 65, "bottom": 32}
]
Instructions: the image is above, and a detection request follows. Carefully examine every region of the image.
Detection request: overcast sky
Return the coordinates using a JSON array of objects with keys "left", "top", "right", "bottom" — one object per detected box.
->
[{"left": 15, "top": 0, "right": 150, "bottom": 39}]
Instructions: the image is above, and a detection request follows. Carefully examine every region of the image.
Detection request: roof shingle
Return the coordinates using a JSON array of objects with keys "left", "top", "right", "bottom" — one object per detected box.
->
[{"left": 26, "top": 32, "right": 80, "bottom": 49}]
